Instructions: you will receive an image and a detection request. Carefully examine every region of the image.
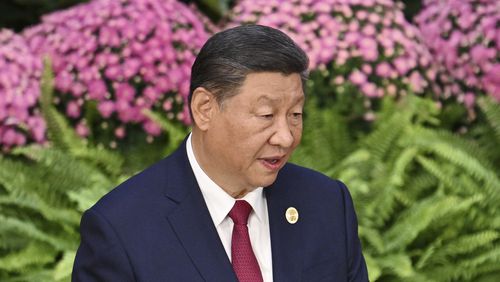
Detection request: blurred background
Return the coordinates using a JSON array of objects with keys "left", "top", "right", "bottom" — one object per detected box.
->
[{"left": 0, "top": 0, "right": 499, "bottom": 281}]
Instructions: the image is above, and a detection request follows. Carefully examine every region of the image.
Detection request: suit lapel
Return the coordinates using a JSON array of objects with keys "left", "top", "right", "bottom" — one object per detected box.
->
[
  {"left": 163, "top": 141, "right": 304, "bottom": 282},
  {"left": 266, "top": 180, "right": 303, "bottom": 282},
  {"left": 163, "top": 142, "right": 237, "bottom": 282},
  {"left": 167, "top": 190, "right": 237, "bottom": 282}
]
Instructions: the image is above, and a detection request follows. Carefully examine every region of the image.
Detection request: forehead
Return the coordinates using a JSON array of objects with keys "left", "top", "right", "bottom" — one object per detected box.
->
[{"left": 237, "top": 72, "right": 304, "bottom": 103}]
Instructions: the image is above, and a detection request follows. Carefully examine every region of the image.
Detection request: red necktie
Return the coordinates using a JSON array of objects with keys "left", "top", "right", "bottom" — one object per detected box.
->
[{"left": 228, "top": 200, "right": 264, "bottom": 282}]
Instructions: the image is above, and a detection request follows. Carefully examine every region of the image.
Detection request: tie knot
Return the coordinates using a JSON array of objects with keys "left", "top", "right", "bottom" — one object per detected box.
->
[{"left": 229, "top": 200, "right": 252, "bottom": 225}]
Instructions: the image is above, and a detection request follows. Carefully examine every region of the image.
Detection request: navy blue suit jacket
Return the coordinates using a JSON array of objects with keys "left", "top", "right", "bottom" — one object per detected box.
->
[{"left": 72, "top": 141, "right": 368, "bottom": 281}]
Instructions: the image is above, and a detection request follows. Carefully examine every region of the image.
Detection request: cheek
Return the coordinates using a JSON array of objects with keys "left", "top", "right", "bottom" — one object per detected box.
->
[
  {"left": 232, "top": 120, "right": 271, "bottom": 143},
  {"left": 225, "top": 126, "right": 263, "bottom": 155},
  {"left": 292, "top": 126, "right": 303, "bottom": 147}
]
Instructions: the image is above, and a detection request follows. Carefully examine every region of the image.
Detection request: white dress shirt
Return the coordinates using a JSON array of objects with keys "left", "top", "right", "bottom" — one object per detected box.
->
[{"left": 186, "top": 134, "right": 273, "bottom": 282}]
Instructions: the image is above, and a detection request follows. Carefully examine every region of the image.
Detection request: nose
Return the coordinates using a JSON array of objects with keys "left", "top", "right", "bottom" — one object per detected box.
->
[{"left": 269, "top": 118, "right": 294, "bottom": 149}]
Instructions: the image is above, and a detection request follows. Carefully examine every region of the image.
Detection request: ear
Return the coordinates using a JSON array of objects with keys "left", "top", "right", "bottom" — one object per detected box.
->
[{"left": 191, "top": 87, "right": 218, "bottom": 131}]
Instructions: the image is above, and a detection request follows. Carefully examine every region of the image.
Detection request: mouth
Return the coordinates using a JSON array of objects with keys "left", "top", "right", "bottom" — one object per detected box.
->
[{"left": 259, "top": 156, "right": 286, "bottom": 171}]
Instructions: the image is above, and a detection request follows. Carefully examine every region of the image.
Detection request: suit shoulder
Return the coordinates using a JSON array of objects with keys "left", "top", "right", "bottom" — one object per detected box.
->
[
  {"left": 90, "top": 161, "right": 158, "bottom": 209},
  {"left": 89, "top": 148, "right": 186, "bottom": 219}
]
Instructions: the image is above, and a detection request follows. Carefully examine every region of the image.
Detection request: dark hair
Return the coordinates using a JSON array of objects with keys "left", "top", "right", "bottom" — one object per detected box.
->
[{"left": 189, "top": 25, "right": 309, "bottom": 117}]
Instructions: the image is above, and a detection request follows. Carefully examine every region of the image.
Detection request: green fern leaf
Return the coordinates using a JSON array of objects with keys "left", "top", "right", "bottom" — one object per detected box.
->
[
  {"left": 440, "top": 231, "right": 499, "bottom": 257},
  {"left": 359, "top": 226, "right": 385, "bottom": 254},
  {"left": 0, "top": 215, "right": 71, "bottom": 250},
  {"left": 428, "top": 252, "right": 500, "bottom": 281},
  {"left": 142, "top": 109, "right": 190, "bottom": 155},
  {"left": 383, "top": 194, "right": 481, "bottom": 252},
  {"left": 0, "top": 242, "right": 55, "bottom": 272},
  {"left": 361, "top": 112, "right": 406, "bottom": 161},
  {"left": 0, "top": 195, "right": 80, "bottom": 226},
  {"left": 1, "top": 269, "right": 54, "bottom": 282},
  {"left": 39, "top": 57, "right": 86, "bottom": 151},
  {"left": 364, "top": 254, "right": 382, "bottom": 281},
  {"left": 376, "top": 253, "right": 415, "bottom": 278},
  {"left": 477, "top": 96, "right": 500, "bottom": 144},
  {"left": 416, "top": 156, "right": 475, "bottom": 195},
  {"left": 53, "top": 251, "right": 75, "bottom": 282}
]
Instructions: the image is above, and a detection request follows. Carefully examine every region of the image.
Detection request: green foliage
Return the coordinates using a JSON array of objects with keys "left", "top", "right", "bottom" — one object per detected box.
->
[
  {"left": 0, "top": 62, "right": 122, "bottom": 281},
  {"left": 41, "top": 58, "right": 188, "bottom": 175},
  {"left": 472, "top": 96, "right": 500, "bottom": 168},
  {"left": 0, "top": 62, "right": 186, "bottom": 280},
  {"left": 294, "top": 95, "right": 500, "bottom": 281},
  {"left": 0, "top": 129, "right": 117, "bottom": 281},
  {"left": 40, "top": 58, "right": 124, "bottom": 177},
  {"left": 2, "top": 57, "right": 498, "bottom": 281},
  {"left": 195, "top": 0, "right": 231, "bottom": 22},
  {"left": 142, "top": 109, "right": 190, "bottom": 158},
  {"left": 478, "top": 97, "right": 500, "bottom": 144},
  {"left": 290, "top": 95, "right": 357, "bottom": 172}
]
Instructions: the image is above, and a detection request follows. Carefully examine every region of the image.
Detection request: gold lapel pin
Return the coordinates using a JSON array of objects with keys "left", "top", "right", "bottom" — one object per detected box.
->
[{"left": 285, "top": 207, "right": 299, "bottom": 224}]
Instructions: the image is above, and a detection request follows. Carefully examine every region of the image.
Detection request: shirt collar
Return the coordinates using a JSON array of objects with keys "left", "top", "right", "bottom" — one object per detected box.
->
[{"left": 186, "top": 133, "right": 266, "bottom": 226}]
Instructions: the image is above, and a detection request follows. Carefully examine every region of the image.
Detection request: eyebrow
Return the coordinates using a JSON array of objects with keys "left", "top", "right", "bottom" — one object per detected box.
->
[
  {"left": 256, "top": 95, "right": 279, "bottom": 104},
  {"left": 256, "top": 95, "right": 305, "bottom": 104}
]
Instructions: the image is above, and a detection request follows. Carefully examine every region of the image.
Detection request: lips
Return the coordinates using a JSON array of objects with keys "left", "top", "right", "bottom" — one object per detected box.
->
[{"left": 259, "top": 156, "right": 285, "bottom": 171}]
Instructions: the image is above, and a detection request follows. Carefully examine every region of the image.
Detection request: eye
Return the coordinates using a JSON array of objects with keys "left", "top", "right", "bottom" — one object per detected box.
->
[
  {"left": 290, "top": 112, "right": 302, "bottom": 120},
  {"left": 289, "top": 112, "right": 303, "bottom": 125},
  {"left": 260, "top": 114, "right": 274, "bottom": 119}
]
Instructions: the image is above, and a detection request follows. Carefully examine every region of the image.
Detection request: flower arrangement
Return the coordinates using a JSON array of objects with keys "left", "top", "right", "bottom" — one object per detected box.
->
[
  {"left": 228, "top": 0, "right": 440, "bottom": 107},
  {"left": 0, "top": 29, "right": 45, "bottom": 151},
  {"left": 23, "top": 0, "right": 214, "bottom": 146},
  {"left": 416, "top": 0, "right": 500, "bottom": 105}
]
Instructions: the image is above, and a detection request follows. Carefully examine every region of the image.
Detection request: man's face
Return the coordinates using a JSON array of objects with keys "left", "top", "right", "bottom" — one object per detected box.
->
[{"left": 202, "top": 72, "right": 304, "bottom": 195}]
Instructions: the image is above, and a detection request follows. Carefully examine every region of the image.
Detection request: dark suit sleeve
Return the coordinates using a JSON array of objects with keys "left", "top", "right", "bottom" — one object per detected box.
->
[
  {"left": 72, "top": 209, "right": 135, "bottom": 282},
  {"left": 337, "top": 180, "right": 369, "bottom": 282}
]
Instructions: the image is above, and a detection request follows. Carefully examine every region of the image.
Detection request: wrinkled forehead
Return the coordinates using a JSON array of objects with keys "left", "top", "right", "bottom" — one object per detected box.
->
[{"left": 232, "top": 72, "right": 305, "bottom": 102}]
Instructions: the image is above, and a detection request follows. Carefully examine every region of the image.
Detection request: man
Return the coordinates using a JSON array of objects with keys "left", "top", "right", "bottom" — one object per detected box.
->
[{"left": 73, "top": 25, "right": 368, "bottom": 281}]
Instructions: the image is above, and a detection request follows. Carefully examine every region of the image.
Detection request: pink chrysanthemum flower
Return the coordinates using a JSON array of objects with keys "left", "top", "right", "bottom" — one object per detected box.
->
[
  {"left": 228, "top": 0, "right": 440, "bottom": 102},
  {"left": 23, "top": 0, "right": 215, "bottom": 144},
  {"left": 416, "top": 0, "right": 500, "bottom": 104},
  {"left": 0, "top": 29, "right": 45, "bottom": 151}
]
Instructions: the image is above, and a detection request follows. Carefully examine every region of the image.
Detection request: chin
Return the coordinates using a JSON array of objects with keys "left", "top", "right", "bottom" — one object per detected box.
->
[{"left": 253, "top": 175, "right": 279, "bottom": 188}]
